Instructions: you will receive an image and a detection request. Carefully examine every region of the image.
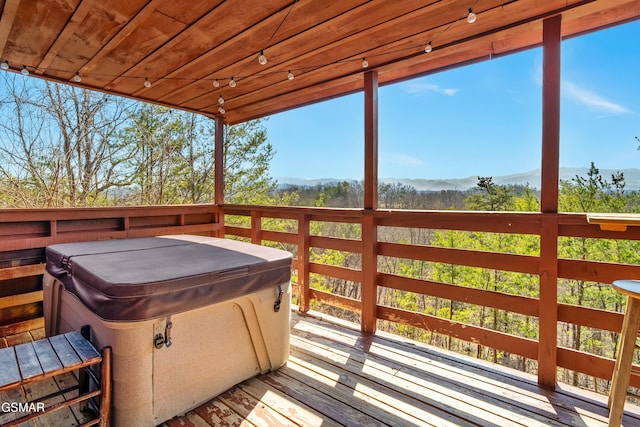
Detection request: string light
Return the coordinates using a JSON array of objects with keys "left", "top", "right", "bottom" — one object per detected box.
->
[
  {"left": 1, "top": 1, "right": 476, "bottom": 118},
  {"left": 258, "top": 50, "right": 267, "bottom": 65},
  {"left": 467, "top": 8, "right": 477, "bottom": 24}
]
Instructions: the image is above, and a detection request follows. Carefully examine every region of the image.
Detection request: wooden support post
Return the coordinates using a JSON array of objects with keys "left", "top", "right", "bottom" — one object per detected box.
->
[
  {"left": 538, "top": 14, "right": 561, "bottom": 390},
  {"left": 297, "top": 214, "right": 311, "bottom": 312},
  {"left": 214, "top": 116, "right": 225, "bottom": 237},
  {"left": 251, "top": 211, "right": 261, "bottom": 244},
  {"left": 364, "top": 71, "right": 378, "bottom": 211},
  {"left": 361, "top": 211, "right": 378, "bottom": 333},
  {"left": 362, "top": 71, "right": 379, "bottom": 333}
]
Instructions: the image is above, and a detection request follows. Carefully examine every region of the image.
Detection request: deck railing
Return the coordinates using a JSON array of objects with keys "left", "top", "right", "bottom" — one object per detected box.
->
[
  {"left": 2, "top": 203, "right": 639, "bottom": 390},
  {"left": 0, "top": 205, "right": 222, "bottom": 336},
  {"left": 221, "top": 204, "right": 640, "bottom": 390}
]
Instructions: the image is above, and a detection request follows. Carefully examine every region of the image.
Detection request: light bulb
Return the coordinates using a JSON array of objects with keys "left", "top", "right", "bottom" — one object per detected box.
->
[
  {"left": 21, "top": 65, "right": 29, "bottom": 76},
  {"left": 74, "top": 72, "right": 82, "bottom": 82},
  {"left": 362, "top": 58, "right": 368, "bottom": 68},
  {"left": 287, "top": 70, "right": 294, "bottom": 80},
  {"left": 425, "top": 42, "right": 433, "bottom": 53},
  {"left": 213, "top": 79, "right": 220, "bottom": 88},
  {"left": 1, "top": 60, "right": 8, "bottom": 70},
  {"left": 229, "top": 76, "right": 236, "bottom": 88},
  {"left": 218, "top": 106, "right": 225, "bottom": 114},
  {"left": 258, "top": 50, "right": 267, "bottom": 65},
  {"left": 218, "top": 95, "right": 224, "bottom": 105},
  {"left": 467, "top": 8, "right": 476, "bottom": 24},
  {"left": 144, "top": 78, "right": 151, "bottom": 88}
]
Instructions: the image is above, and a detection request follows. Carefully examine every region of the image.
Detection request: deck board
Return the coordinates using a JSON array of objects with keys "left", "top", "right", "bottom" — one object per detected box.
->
[
  {"left": 161, "top": 311, "right": 640, "bottom": 427},
  {"left": 4, "top": 313, "right": 640, "bottom": 426}
]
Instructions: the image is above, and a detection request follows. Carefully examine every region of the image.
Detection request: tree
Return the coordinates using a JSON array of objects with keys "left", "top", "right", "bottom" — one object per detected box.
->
[
  {"left": 465, "top": 176, "right": 514, "bottom": 211},
  {"left": 0, "top": 74, "right": 279, "bottom": 208},
  {"left": 0, "top": 73, "right": 134, "bottom": 207},
  {"left": 122, "top": 104, "right": 216, "bottom": 205},
  {"left": 222, "top": 119, "right": 276, "bottom": 204}
]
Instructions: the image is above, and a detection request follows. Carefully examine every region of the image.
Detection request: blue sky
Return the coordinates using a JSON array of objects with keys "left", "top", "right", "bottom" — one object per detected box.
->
[{"left": 264, "top": 19, "right": 640, "bottom": 181}]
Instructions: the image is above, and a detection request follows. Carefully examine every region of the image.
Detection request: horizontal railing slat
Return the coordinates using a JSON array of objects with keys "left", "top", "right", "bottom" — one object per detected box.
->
[
  {"left": 378, "top": 306, "right": 539, "bottom": 360},
  {"left": 378, "top": 242, "right": 540, "bottom": 275},
  {"left": 379, "top": 273, "right": 539, "bottom": 317}
]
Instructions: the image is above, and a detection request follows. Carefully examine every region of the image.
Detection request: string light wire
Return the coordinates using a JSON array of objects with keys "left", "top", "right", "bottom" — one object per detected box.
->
[{"left": 1, "top": 1, "right": 478, "bottom": 116}]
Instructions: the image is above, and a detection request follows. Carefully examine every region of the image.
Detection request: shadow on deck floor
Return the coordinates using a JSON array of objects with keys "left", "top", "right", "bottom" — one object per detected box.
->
[{"left": 161, "top": 311, "right": 640, "bottom": 427}]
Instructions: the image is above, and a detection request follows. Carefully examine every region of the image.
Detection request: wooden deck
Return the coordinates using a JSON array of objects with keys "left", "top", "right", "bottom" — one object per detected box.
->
[
  {"left": 3, "top": 311, "right": 640, "bottom": 426},
  {"left": 160, "top": 311, "right": 640, "bottom": 427}
]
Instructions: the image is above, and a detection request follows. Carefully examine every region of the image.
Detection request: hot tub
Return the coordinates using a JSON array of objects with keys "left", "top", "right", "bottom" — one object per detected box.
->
[{"left": 43, "top": 234, "right": 292, "bottom": 426}]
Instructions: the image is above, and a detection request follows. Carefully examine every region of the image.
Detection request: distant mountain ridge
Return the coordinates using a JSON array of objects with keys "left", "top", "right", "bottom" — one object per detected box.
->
[{"left": 276, "top": 168, "right": 640, "bottom": 192}]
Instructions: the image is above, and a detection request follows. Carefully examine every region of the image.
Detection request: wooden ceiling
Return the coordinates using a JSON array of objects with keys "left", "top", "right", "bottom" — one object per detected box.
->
[{"left": 0, "top": 0, "right": 638, "bottom": 125}]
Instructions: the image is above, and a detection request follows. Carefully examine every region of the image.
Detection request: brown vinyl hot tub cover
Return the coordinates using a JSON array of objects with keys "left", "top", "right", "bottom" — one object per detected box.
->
[{"left": 45, "top": 235, "right": 292, "bottom": 321}]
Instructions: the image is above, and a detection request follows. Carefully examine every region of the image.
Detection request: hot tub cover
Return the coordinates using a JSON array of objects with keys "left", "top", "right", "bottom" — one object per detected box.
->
[{"left": 45, "top": 235, "right": 292, "bottom": 321}]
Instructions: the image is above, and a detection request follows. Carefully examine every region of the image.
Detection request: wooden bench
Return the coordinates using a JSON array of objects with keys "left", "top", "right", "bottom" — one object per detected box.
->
[{"left": 0, "top": 329, "right": 111, "bottom": 427}]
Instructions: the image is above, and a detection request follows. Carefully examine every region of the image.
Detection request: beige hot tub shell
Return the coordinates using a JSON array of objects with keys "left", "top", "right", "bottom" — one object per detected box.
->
[{"left": 43, "top": 236, "right": 291, "bottom": 426}]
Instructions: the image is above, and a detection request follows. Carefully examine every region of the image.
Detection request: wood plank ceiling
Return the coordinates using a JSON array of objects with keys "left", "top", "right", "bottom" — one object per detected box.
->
[{"left": 0, "top": 0, "right": 638, "bottom": 125}]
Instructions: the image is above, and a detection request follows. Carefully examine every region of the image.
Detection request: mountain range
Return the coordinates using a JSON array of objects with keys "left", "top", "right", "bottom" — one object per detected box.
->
[{"left": 276, "top": 167, "right": 640, "bottom": 192}]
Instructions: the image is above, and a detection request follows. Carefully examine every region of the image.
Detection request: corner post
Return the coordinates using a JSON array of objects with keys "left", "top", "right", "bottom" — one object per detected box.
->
[
  {"left": 538, "top": 14, "right": 561, "bottom": 389},
  {"left": 362, "top": 71, "right": 379, "bottom": 333}
]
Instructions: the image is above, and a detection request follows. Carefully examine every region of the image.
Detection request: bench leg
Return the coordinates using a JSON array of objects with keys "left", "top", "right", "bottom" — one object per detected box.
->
[{"left": 99, "top": 346, "right": 112, "bottom": 427}]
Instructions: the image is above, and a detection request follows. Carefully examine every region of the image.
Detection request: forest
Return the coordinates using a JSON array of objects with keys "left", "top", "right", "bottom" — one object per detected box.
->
[
  {"left": 2, "top": 73, "right": 640, "bottom": 393},
  {"left": 276, "top": 165, "right": 640, "bottom": 392}
]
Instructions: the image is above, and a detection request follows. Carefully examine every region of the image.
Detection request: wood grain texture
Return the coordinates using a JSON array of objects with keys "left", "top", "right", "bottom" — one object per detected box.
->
[
  {"left": 0, "top": 1, "right": 635, "bottom": 123},
  {"left": 155, "top": 311, "right": 640, "bottom": 426}
]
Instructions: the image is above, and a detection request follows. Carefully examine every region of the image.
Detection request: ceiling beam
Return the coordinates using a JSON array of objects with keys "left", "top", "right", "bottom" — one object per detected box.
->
[
  {"left": 36, "top": 0, "right": 92, "bottom": 75},
  {"left": 0, "top": 0, "right": 21, "bottom": 58}
]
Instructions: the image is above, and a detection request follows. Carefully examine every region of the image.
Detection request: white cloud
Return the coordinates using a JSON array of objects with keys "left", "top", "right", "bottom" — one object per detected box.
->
[
  {"left": 382, "top": 153, "right": 425, "bottom": 167},
  {"left": 562, "top": 81, "right": 629, "bottom": 114},
  {"left": 403, "top": 81, "right": 458, "bottom": 96}
]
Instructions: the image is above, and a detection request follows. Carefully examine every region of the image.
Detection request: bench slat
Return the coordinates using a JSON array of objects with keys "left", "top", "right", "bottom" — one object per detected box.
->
[
  {"left": 33, "top": 338, "right": 63, "bottom": 374},
  {"left": 0, "top": 347, "right": 20, "bottom": 389},
  {"left": 15, "top": 342, "right": 43, "bottom": 380},
  {"left": 49, "top": 334, "right": 82, "bottom": 368},
  {"left": 65, "top": 331, "right": 100, "bottom": 363}
]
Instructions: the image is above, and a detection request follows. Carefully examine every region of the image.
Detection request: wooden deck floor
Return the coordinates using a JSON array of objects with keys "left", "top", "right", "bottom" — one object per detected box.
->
[
  {"left": 162, "top": 311, "right": 640, "bottom": 427},
  {"left": 3, "top": 311, "right": 640, "bottom": 426}
]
